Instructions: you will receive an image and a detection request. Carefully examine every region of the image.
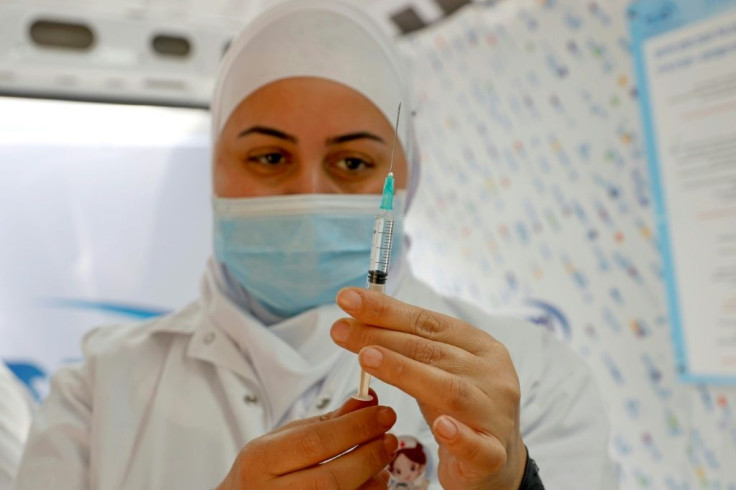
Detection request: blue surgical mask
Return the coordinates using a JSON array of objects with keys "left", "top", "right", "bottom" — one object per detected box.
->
[{"left": 213, "top": 193, "right": 404, "bottom": 318}]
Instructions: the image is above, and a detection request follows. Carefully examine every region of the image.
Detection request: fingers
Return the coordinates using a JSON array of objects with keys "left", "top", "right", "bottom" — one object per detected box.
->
[
  {"left": 432, "top": 415, "right": 507, "bottom": 479},
  {"left": 332, "top": 388, "right": 379, "bottom": 418},
  {"left": 356, "top": 346, "right": 493, "bottom": 425},
  {"left": 332, "top": 318, "right": 474, "bottom": 374},
  {"left": 271, "top": 389, "right": 378, "bottom": 435},
  {"left": 275, "top": 434, "right": 398, "bottom": 490},
  {"left": 357, "top": 469, "right": 391, "bottom": 490},
  {"left": 260, "top": 405, "right": 397, "bottom": 475},
  {"left": 336, "top": 288, "right": 491, "bottom": 353},
  {"left": 379, "top": 469, "right": 391, "bottom": 486}
]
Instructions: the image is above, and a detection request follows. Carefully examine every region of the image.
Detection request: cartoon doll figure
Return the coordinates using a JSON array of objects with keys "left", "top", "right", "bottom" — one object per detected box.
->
[{"left": 388, "top": 436, "right": 429, "bottom": 490}]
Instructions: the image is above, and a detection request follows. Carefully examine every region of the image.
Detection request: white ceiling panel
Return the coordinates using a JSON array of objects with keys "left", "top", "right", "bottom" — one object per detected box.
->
[{"left": 0, "top": 0, "right": 492, "bottom": 106}]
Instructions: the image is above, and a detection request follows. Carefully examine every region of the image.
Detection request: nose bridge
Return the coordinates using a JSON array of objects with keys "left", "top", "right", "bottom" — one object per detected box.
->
[{"left": 287, "top": 156, "right": 337, "bottom": 194}]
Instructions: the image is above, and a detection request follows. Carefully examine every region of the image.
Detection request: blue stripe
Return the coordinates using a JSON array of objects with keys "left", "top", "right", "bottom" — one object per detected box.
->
[{"left": 42, "top": 299, "right": 170, "bottom": 320}]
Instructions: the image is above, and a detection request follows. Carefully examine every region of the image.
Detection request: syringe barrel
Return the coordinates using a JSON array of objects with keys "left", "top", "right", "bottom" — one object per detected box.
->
[
  {"left": 366, "top": 281, "right": 385, "bottom": 293},
  {"left": 367, "top": 211, "right": 394, "bottom": 287}
]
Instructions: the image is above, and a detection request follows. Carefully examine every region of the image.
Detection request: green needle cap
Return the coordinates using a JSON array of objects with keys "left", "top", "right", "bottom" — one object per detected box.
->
[{"left": 380, "top": 172, "right": 395, "bottom": 210}]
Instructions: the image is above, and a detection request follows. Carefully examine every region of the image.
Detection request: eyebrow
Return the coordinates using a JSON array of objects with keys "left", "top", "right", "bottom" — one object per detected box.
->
[
  {"left": 326, "top": 132, "right": 385, "bottom": 145},
  {"left": 237, "top": 127, "right": 386, "bottom": 146},
  {"left": 238, "top": 126, "right": 298, "bottom": 143}
]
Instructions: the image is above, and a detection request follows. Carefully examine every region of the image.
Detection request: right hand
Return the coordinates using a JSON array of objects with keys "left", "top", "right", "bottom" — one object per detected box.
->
[{"left": 217, "top": 391, "right": 399, "bottom": 489}]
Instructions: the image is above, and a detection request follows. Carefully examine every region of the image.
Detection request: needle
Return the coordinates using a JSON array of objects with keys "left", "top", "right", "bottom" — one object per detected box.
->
[{"left": 388, "top": 102, "right": 401, "bottom": 174}]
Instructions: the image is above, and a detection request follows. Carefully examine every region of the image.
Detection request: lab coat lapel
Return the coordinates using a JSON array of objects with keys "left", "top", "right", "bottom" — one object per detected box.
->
[
  {"left": 184, "top": 275, "right": 257, "bottom": 383},
  {"left": 194, "top": 264, "right": 343, "bottom": 426}
]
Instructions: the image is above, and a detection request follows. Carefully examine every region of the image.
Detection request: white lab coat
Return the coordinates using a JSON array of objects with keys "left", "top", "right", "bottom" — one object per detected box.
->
[
  {"left": 15, "top": 261, "right": 617, "bottom": 489},
  {"left": 0, "top": 362, "right": 33, "bottom": 490}
]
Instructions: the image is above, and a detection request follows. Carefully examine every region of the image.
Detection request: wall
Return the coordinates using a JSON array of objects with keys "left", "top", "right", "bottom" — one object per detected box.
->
[
  {"left": 0, "top": 97, "right": 213, "bottom": 398},
  {"left": 402, "top": 0, "right": 736, "bottom": 488}
]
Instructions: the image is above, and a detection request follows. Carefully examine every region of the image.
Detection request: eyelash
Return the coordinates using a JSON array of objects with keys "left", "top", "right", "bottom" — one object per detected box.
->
[
  {"left": 247, "top": 152, "right": 288, "bottom": 166},
  {"left": 334, "top": 156, "right": 374, "bottom": 172},
  {"left": 243, "top": 150, "right": 377, "bottom": 179}
]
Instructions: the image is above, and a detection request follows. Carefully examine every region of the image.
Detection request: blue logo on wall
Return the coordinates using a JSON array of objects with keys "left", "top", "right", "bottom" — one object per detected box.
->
[{"left": 523, "top": 299, "right": 572, "bottom": 340}]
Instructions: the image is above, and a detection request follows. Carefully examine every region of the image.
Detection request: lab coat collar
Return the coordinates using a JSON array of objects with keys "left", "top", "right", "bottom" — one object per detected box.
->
[
  {"left": 192, "top": 259, "right": 344, "bottom": 426},
  {"left": 120, "top": 295, "right": 258, "bottom": 387}
]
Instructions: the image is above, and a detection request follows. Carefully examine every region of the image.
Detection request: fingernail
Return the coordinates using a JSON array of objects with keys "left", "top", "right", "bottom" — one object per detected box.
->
[
  {"left": 383, "top": 433, "right": 398, "bottom": 456},
  {"left": 331, "top": 321, "right": 350, "bottom": 343},
  {"left": 435, "top": 416, "right": 458, "bottom": 440},
  {"left": 377, "top": 406, "right": 396, "bottom": 428},
  {"left": 360, "top": 347, "right": 383, "bottom": 369},
  {"left": 337, "top": 289, "right": 362, "bottom": 312}
]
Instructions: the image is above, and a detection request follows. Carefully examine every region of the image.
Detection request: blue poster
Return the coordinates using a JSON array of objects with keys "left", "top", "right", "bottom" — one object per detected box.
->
[{"left": 630, "top": 0, "right": 736, "bottom": 383}]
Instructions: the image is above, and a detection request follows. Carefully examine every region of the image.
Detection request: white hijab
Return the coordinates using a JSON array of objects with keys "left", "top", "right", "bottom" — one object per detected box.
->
[
  {"left": 210, "top": 0, "right": 420, "bottom": 201},
  {"left": 209, "top": 0, "right": 419, "bottom": 324}
]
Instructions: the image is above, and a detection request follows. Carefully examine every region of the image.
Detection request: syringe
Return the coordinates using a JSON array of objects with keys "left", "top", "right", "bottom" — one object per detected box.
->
[{"left": 353, "top": 102, "right": 401, "bottom": 401}]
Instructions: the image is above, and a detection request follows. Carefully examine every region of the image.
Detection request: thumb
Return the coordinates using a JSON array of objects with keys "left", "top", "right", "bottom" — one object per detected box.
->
[
  {"left": 271, "top": 388, "right": 379, "bottom": 434},
  {"left": 332, "top": 388, "right": 379, "bottom": 418}
]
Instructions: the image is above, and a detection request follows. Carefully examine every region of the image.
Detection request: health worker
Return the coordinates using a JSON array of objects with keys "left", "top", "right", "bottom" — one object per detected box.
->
[{"left": 14, "top": 1, "right": 616, "bottom": 489}]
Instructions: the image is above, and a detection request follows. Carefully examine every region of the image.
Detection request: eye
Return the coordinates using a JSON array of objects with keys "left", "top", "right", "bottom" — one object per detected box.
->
[
  {"left": 248, "top": 152, "right": 286, "bottom": 166},
  {"left": 327, "top": 152, "right": 377, "bottom": 180},
  {"left": 410, "top": 464, "right": 416, "bottom": 471},
  {"left": 243, "top": 149, "right": 294, "bottom": 175},
  {"left": 336, "top": 156, "right": 371, "bottom": 171}
]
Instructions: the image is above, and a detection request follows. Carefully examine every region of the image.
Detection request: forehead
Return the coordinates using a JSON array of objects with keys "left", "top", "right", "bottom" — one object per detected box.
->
[{"left": 223, "top": 77, "right": 394, "bottom": 138}]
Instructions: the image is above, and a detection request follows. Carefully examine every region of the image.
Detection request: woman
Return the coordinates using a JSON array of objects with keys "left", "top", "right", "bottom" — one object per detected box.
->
[{"left": 15, "top": 1, "right": 615, "bottom": 489}]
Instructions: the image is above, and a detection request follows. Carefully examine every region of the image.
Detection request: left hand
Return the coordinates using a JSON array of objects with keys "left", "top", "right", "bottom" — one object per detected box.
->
[{"left": 331, "top": 288, "right": 526, "bottom": 490}]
